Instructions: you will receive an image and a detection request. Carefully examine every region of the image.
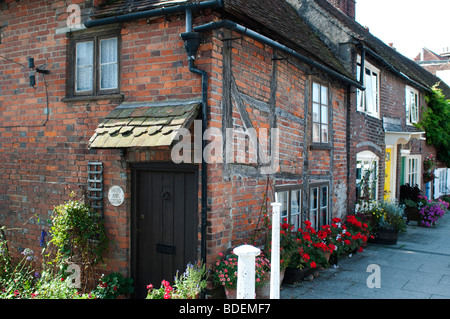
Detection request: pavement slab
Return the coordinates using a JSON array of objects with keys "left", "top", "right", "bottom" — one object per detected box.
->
[{"left": 280, "top": 213, "right": 450, "bottom": 299}]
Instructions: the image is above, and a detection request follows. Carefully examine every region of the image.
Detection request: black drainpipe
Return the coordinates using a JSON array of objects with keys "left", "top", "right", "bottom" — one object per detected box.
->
[{"left": 180, "top": 9, "right": 208, "bottom": 269}]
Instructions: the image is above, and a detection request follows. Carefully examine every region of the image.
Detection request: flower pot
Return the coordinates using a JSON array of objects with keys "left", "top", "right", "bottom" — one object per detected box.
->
[
  {"left": 282, "top": 267, "right": 314, "bottom": 285},
  {"left": 224, "top": 286, "right": 236, "bottom": 299},
  {"left": 255, "top": 269, "right": 285, "bottom": 298},
  {"left": 404, "top": 207, "right": 420, "bottom": 222},
  {"left": 370, "top": 229, "right": 399, "bottom": 245},
  {"left": 322, "top": 251, "right": 331, "bottom": 262}
]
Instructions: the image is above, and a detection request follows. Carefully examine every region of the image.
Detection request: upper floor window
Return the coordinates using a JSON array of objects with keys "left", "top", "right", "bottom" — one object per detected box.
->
[
  {"left": 68, "top": 28, "right": 120, "bottom": 98},
  {"left": 406, "top": 86, "right": 419, "bottom": 125},
  {"left": 357, "top": 57, "right": 380, "bottom": 117},
  {"left": 312, "top": 81, "right": 329, "bottom": 144}
]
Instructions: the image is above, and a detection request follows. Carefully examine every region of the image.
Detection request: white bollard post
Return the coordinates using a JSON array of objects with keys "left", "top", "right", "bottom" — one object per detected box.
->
[
  {"left": 270, "top": 202, "right": 281, "bottom": 299},
  {"left": 233, "top": 245, "right": 261, "bottom": 299}
]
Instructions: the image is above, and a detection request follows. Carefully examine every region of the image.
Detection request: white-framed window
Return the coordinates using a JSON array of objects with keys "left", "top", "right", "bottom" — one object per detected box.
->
[
  {"left": 71, "top": 32, "right": 120, "bottom": 97},
  {"left": 276, "top": 186, "right": 302, "bottom": 230},
  {"left": 403, "top": 154, "right": 421, "bottom": 186},
  {"left": 308, "top": 184, "right": 328, "bottom": 231},
  {"left": 356, "top": 57, "right": 380, "bottom": 117},
  {"left": 356, "top": 151, "right": 379, "bottom": 200},
  {"left": 312, "top": 81, "right": 329, "bottom": 143},
  {"left": 434, "top": 168, "right": 450, "bottom": 198},
  {"left": 406, "top": 86, "right": 419, "bottom": 125}
]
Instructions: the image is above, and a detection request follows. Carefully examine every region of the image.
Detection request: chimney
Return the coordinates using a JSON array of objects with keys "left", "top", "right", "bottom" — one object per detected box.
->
[{"left": 327, "top": 0, "right": 356, "bottom": 19}]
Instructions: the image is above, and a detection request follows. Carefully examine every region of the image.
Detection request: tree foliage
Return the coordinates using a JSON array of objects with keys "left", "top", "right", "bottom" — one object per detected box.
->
[{"left": 416, "top": 85, "right": 450, "bottom": 166}]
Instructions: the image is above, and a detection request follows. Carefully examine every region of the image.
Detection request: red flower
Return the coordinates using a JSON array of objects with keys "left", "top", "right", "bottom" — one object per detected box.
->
[
  {"left": 358, "top": 247, "right": 363, "bottom": 252},
  {"left": 310, "top": 261, "right": 317, "bottom": 268}
]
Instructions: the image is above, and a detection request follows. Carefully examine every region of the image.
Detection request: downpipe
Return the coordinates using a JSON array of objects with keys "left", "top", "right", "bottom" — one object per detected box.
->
[{"left": 181, "top": 8, "right": 209, "bottom": 295}]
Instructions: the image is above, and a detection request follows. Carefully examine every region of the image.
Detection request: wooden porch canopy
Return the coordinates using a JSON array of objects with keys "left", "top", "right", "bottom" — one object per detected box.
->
[{"left": 89, "top": 100, "right": 200, "bottom": 148}]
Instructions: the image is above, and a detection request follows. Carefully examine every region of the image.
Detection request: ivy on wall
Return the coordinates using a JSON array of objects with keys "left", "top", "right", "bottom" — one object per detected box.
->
[{"left": 416, "top": 85, "right": 450, "bottom": 167}]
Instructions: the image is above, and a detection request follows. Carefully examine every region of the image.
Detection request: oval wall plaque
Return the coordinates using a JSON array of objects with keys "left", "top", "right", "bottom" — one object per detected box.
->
[{"left": 108, "top": 185, "right": 124, "bottom": 207}]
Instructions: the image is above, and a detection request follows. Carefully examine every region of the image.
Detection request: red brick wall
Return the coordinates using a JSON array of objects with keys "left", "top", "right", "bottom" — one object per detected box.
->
[{"left": 0, "top": 0, "right": 349, "bottom": 278}]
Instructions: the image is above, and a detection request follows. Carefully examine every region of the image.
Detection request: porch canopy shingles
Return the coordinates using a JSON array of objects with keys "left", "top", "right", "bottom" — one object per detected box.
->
[{"left": 89, "top": 101, "right": 200, "bottom": 148}]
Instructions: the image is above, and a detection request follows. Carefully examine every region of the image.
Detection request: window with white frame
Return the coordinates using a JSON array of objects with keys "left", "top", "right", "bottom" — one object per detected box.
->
[
  {"left": 69, "top": 30, "right": 120, "bottom": 97},
  {"left": 434, "top": 168, "right": 450, "bottom": 198},
  {"left": 439, "top": 169, "right": 448, "bottom": 194},
  {"left": 312, "top": 81, "right": 329, "bottom": 144},
  {"left": 403, "top": 155, "right": 421, "bottom": 186},
  {"left": 406, "top": 86, "right": 419, "bottom": 125},
  {"left": 356, "top": 151, "right": 379, "bottom": 200},
  {"left": 308, "top": 184, "right": 328, "bottom": 231},
  {"left": 276, "top": 187, "right": 302, "bottom": 230},
  {"left": 356, "top": 57, "right": 380, "bottom": 117}
]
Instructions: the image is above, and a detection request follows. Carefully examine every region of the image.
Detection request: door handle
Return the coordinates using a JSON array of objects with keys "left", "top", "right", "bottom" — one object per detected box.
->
[{"left": 161, "top": 190, "right": 169, "bottom": 200}]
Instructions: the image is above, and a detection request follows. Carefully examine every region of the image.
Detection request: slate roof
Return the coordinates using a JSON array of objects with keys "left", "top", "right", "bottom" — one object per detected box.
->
[
  {"left": 89, "top": 101, "right": 200, "bottom": 148},
  {"left": 91, "top": 0, "right": 350, "bottom": 77}
]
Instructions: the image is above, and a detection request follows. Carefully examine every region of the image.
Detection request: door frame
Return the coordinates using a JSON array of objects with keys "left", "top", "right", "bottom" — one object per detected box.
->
[{"left": 130, "top": 162, "right": 199, "bottom": 298}]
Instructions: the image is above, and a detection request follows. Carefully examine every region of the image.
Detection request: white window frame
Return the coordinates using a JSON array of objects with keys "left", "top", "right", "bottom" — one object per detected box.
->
[
  {"left": 356, "top": 151, "right": 379, "bottom": 200},
  {"left": 308, "top": 184, "right": 329, "bottom": 231},
  {"left": 275, "top": 187, "right": 302, "bottom": 230},
  {"left": 357, "top": 56, "right": 380, "bottom": 118},
  {"left": 312, "top": 81, "right": 329, "bottom": 144},
  {"left": 434, "top": 168, "right": 450, "bottom": 198},
  {"left": 72, "top": 33, "right": 120, "bottom": 97},
  {"left": 406, "top": 86, "right": 419, "bottom": 125},
  {"left": 404, "top": 154, "right": 421, "bottom": 187}
]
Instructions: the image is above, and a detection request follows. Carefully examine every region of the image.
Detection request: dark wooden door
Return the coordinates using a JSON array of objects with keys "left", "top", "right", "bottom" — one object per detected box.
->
[{"left": 131, "top": 163, "right": 198, "bottom": 299}]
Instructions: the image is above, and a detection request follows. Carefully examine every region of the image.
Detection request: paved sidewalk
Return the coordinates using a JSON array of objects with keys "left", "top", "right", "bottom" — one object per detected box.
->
[{"left": 280, "top": 213, "right": 450, "bottom": 299}]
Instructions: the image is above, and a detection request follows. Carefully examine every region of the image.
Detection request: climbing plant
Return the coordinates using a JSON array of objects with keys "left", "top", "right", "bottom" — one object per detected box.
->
[
  {"left": 416, "top": 85, "right": 450, "bottom": 166},
  {"left": 49, "top": 194, "right": 108, "bottom": 290}
]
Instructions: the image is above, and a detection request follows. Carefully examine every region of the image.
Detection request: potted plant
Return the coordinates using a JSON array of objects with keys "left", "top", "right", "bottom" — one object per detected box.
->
[
  {"left": 254, "top": 253, "right": 271, "bottom": 299},
  {"left": 418, "top": 196, "right": 449, "bottom": 227},
  {"left": 146, "top": 262, "right": 207, "bottom": 299},
  {"left": 211, "top": 252, "right": 238, "bottom": 298},
  {"left": 282, "top": 221, "right": 329, "bottom": 284},
  {"left": 364, "top": 200, "right": 407, "bottom": 245},
  {"left": 399, "top": 184, "right": 423, "bottom": 223}
]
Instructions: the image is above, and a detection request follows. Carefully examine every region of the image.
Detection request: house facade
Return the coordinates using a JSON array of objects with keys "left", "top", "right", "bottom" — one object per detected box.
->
[
  {"left": 0, "top": 0, "right": 447, "bottom": 298},
  {"left": 289, "top": 0, "right": 450, "bottom": 207}
]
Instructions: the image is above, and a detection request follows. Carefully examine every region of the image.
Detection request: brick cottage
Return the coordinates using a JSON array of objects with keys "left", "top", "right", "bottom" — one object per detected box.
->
[{"left": 0, "top": 0, "right": 448, "bottom": 298}]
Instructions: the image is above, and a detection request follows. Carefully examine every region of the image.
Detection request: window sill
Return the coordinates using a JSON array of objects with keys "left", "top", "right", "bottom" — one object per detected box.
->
[
  {"left": 62, "top": 93, "right": 125, "bottom": 103},
  {"left": 357, "top": 109, "right": 381, "bottom": 120},
  {"left": 310, "top": 144, "right": 332, "bottom": 150}
]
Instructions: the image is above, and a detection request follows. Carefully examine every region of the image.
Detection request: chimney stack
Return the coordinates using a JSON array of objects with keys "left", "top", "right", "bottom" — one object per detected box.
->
[{"left": 327, "top": 0, "right": 356, "bottom": 19}]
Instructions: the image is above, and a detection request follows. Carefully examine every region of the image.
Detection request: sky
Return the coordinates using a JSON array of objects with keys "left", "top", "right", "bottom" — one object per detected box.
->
[{"left": 355, "top": 0, "right": 450, "bottom": 60}]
